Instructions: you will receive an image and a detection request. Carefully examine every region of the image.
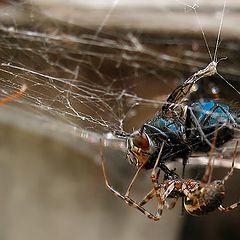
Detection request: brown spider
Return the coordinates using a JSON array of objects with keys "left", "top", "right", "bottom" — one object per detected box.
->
[{"left": 100, "top": 139, "right": 240, "bottom": 221}]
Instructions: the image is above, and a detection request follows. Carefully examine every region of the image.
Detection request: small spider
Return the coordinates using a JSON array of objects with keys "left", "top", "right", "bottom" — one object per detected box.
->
[{"left": 100, "top": 139, "right": 240, "bottom": 221}]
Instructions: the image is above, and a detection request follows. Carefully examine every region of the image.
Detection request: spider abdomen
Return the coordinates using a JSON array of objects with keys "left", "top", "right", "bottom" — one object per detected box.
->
[{"left": 184, "top": 180, "right": 225, "bottom": 216}]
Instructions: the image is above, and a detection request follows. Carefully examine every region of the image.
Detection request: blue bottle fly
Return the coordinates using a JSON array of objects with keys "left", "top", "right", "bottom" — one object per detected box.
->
[{"left": 126, "top": 61, "right": 240, "bottom": 176}]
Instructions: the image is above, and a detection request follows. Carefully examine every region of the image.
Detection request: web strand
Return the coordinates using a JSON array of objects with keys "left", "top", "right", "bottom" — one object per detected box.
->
[{"left": 214, "top": 0, "right": 227, "bottom": 62}]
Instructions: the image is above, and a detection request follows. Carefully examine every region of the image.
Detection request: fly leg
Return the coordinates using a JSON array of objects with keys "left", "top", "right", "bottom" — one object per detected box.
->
[{"left": 100, "top": 139, "right": 163, "bottom": 221}]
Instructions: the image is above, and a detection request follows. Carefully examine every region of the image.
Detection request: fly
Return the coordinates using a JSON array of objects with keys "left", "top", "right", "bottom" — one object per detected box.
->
[{"left": 125, "top": 0, "right": 239, "bottom": 178}]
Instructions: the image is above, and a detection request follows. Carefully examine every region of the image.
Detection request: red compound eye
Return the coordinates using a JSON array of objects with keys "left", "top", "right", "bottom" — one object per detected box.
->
[{"left": 132, "top": 132, "right": 149, "bottom": 150}]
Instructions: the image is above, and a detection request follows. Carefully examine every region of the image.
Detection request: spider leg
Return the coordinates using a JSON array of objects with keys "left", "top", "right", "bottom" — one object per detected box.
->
[
  {"left": 188, "top": 107, "right": 212, "bottom": 148},
  {"left": 218, "top": 202, "right": 240, "bottom": 213},
  {"left": 125, "top": 164, "right": 144, "bottom": 197},
  {"left": 151, "top": 142, "right": 165, "bottom": 190},
  {"left": 182, "top": 182, "right": 198, "bottom": 199},
  {"left": 139, "top": 189, "right": 156, "bottom": 207},
  {"left": 203, "top": 104, "right": 238, "bottom": 127},
  {"left": 180, "top": 156, "right": 189, "bottom": 214},
  {"left": 138, "top": 188, "right": 166, "bottom": 219},
  {"left": 0, "top": 84, "right": 27, "bottom": 106},
  {"left": 182, "top": 156, "right": 188, "bottom": 178},
  {"left": 159, "top": 181, "right": 176, "bottom": 200},
  {"left": 217, "top": 141, "right": 240, "bottom": 213},
  {"left": 165, "top": 197, "right": 179, "bottom": 210},
  {"left": 222, "top": 141, "right": 238, "bottom": 183},
  {"left": 148, "top": 142, "right": 182, "bottom": 211},
  {"left": 140, "top": 181, "right": 177, "bottom": 217},
  {"left": 100, "top": 139, "right": 163, "bottom": 221},
  {"left": 201, "top": 127, "right": 219, "bottom": 184},
  {"left": 151, "top": 143, "right": 172, "bottom": 205},
  {"left": 218, "top": 141, "right": 240, "bottom": 213},
  {"left": 140, "top": 180, "right": 178, "bottom": 207}
]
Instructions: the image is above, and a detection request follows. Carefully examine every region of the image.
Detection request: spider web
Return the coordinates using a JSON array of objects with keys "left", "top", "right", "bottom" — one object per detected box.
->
[{"left": 0, "top": 0, "right": 240, "bottom": 166}]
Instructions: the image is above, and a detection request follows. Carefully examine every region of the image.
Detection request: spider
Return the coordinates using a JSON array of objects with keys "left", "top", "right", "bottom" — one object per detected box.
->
[{"left": 100, "top": 138, "right": 240, "bottom": 221}]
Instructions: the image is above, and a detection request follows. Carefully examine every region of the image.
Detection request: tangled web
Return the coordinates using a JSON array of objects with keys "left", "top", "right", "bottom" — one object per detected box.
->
[{"left": 0, "top": 0, "right": 240, "bottom": 165}]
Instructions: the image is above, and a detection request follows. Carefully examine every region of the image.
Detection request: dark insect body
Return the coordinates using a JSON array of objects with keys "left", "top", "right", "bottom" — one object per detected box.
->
[
  {"left": 126, "top": 1, "right": 240, "bottom": 176},
  {"left": 127, "top": 62, "right": 240, "bottom": 176},
  {"left": 101, "top": 139, "right": 240, "bottom": 221}
]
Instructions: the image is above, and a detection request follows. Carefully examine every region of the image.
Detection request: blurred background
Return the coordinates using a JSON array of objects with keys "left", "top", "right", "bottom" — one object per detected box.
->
[{"left": 0, "top": 0, "right": 240, "bottom": 240}]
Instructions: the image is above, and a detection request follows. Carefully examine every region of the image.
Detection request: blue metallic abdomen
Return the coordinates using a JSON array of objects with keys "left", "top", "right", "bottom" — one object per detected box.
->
[
  {"left": 187, "top": 100, "right": 238, "bottom": 151},
  {"left": 142, "top": 99, "right": 238, "bottom": 168}
]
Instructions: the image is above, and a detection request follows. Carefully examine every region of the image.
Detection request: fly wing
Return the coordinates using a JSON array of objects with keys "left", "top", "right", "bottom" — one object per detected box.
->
[{"left": 162, "top": 61, "right": 217, "bottom": 115}]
